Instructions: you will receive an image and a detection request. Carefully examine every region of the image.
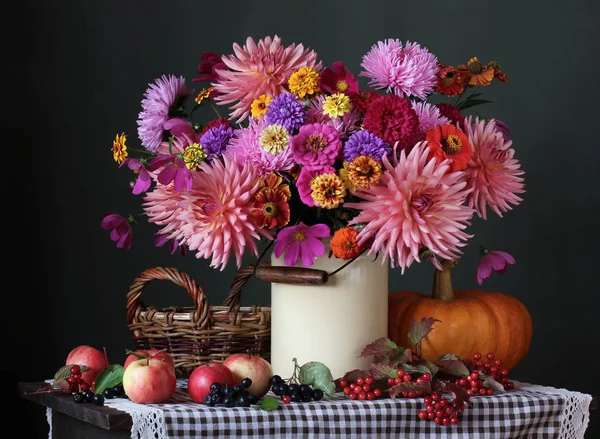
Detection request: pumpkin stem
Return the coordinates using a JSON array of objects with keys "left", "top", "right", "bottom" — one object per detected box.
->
[{"left": 432, "top": 259, "right": 456, "bottom": 301}]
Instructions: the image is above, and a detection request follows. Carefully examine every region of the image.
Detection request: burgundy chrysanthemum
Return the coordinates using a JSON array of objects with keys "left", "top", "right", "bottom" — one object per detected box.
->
[{"left": 362, "top": 94, "right": 421, "bottom": 150}]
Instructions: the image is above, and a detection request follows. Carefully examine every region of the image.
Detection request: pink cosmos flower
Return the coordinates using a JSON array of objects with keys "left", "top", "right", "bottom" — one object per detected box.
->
[
  {"left": 121, "top": 158, "right": 151, "bottom": 195},
  {"left": 101, "top": 213, "right": 133, "bottom": 250},
  {"left": 213, "top": 35, "right": 322, "bottom": 122},
  {"left": 148, "top": 155, "right": 193, "bottom": 192},
  {"left": 291, "top": 123, "right": 342, "bottom": 166},
  {"left": 462, "top": 117, "right": 525, "bottom": 219},
  {"left": 476, "top": 249, "right": 515, "bottom": 285},
  {"left": 347, "top": 142, "right": 474, "bottom": 272},
  {"left": 274, "top": 222, "right": 331, "bottom": 267},
  {"left": 154, "top": 233, "right": 186, "bottom": 256}
]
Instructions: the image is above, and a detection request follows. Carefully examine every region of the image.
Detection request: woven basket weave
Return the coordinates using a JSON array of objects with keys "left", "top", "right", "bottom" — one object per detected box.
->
[{"left": 126, "top": 264, "right": 270, "bottom": 376}]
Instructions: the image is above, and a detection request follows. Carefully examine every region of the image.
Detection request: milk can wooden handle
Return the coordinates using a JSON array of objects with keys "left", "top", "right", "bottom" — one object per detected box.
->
[{"left": 254, "top": 264, "right": 329, "bottom": 285}]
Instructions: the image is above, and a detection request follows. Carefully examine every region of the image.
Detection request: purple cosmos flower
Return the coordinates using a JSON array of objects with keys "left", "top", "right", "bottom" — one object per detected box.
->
[
  {"left": 199, "top": 125, "right": 235, "bottom": 160},
  {"left": 101, "top": 213, "right": 133, "bottom": 250},
  {"left": 149, "top": 155, "right": 192, "bottom": 192},
  {"left": 137, "top": 74, "right": 188, "bottom": 152},
  {"left": 265, "top": 92, "right": 306, "bottom": 134},
  {"left": 121, "top": 158, "right": 151, "bottom": 195},
  {"left": 155, "top": 233, "right": 186, "bottom": 255},
  {"left": 274, "top": 222, "right": 331, "bottom": 267},
  {"left": 476, "top": 249, "right": 516, "bottom": 285},
  {"left": 291, "top": 123, "right": 342, "bottom": 167},
  {"left": 342, "top": 130, "right": 391, "bottom": 162},
  {"left": 163, "top": 117, "right": 199, "bottom": 142}
]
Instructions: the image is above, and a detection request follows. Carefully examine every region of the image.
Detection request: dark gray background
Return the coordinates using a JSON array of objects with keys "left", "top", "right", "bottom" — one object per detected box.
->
[{"left": 12, "top": 0, "right": 599, "bottom": 437}]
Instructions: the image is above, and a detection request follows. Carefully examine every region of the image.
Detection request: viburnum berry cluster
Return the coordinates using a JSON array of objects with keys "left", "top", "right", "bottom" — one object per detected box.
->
[
  {"left": 340, "top": 376, "right": 383, "bottom": 401},
  {"left": 418, "top": 392, "right": 462, "bottom": 426}
]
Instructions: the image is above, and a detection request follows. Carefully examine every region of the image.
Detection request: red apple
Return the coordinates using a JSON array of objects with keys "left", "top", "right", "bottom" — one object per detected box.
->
[
  {"left": 188, "top": 362, "right": 235, "bottom": 403},
  {"left": 222, "top": 353, "right": 273, "bottom": 398},
  {"left": 65, "top": 345, "right": 109, "bottom": 385},
  {"left": 124, "top": 349, "right": 175, "bottom": 370},
  {"left": 122, "top": 357, "right": 177, "bottom": 404}
]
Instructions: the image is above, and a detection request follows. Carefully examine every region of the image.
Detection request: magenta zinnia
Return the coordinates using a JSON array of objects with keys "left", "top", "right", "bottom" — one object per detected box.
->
[
  {"left": 462, "top": 117, "right": 525, "bottom": 219},
  {"left": 273, "top": 222, "right": 331, "bottom": 267},
  {"left": 347, "top": 142, "right": 474, "bottom": 272},
  {"left": 143, "top": 157, "right": 272, "bottom": 271},
  {"left": 213, "top": 35, "right": 322, "bottom": 122}
]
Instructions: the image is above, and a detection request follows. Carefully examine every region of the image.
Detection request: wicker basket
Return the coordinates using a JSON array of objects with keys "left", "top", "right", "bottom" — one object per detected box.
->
[{"left": 126, "top": 264, "right": 270, "bottom": 376}]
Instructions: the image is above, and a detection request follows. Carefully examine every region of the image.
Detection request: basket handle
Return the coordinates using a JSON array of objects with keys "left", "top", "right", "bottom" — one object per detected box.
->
[{"left": 126, "top": 266, "right": 211, "bottom": 330}]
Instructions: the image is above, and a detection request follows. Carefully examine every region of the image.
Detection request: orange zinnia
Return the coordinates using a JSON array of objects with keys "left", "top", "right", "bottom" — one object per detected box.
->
[
  {"left": 330, "top": 227, "right": 364, "bottom": 260},
  {"left": 425, "top": 124, "right": 473, "bottom": 172},
  {"left": 458, "top": 57, "right": 494, "bottom": 87},
  {"left": 252, "top": 188, "right": 290, "bottom": 229}
]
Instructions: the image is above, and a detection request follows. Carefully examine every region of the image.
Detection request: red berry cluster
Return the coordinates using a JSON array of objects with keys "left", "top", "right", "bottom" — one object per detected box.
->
[
  {"left": 64, "top": 365, "right": 91, "bottom": 395},
  {"left": 340, "top": 376, "right": 383, "bottom": 401},
  {"left": 454, "top": 352, "right": 514, "bottom": 395},
  {"left": 418, "top": 392, "right": 462, "bottom": 426},
  {"left": 386, "top": 369, "right": 431, "bottom": 398}
]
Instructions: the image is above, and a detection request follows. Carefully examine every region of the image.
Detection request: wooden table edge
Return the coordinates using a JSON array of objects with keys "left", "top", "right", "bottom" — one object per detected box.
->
[{"left": 18, "top": 382, "right": 132, "bottom": 431}]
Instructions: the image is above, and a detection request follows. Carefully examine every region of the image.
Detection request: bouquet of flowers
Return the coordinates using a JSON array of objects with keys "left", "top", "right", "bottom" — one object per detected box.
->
[{"left": 103, "top": 35, "right": 523, "bottom": 283}]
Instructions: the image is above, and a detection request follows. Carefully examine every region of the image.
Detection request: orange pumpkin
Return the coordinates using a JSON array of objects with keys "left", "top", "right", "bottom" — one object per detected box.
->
[{"left": 388, "top": 261, "right": 532, "bottom": 371}]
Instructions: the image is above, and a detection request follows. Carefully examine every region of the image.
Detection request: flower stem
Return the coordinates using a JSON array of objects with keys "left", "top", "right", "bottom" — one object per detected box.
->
[
  {"left": 209, "top": 101, "right": 222, "bottom": 119},
  {"left": 431, "top": 259, "right": 456, "bottom": 301}
]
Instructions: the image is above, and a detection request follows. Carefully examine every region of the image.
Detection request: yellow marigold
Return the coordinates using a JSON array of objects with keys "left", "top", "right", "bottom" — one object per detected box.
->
[
  {"left": 251, "top": 94, "right": 273, "bottom": 119},
  {"left": 183, "top": 143, "right": 208, "bottom": 170},
  {"left": 112, "top": 132, "right": 128, "bottom": 164},
  {"left": 330, "top": 226, "right": 364, "bottom": 260},
  {"left": 195, "top": 88, "right": 213, "bottom": 104},
  {"left": 322, "top": 93, "right": 352, "bottom": 118},
  {"left": 259, "top": 124, "right": 289, "bottom": 154},
  {"left": 347, "top": 155, "right": 382, "bottom": 190},
  {"left": 310, "top": 173, "right": 346, "bottom": 209},
  {"left": 288, "top": 67, "right": 320, "bottom": 98}
]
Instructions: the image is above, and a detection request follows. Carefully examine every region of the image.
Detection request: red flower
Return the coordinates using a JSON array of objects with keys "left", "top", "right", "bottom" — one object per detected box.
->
[
  {"left": 319, "top": 61, "right": 359, "bottom": 95},
  {"left": 350, "top": 90, "right": 380, "bottom": 114},
  {"left": 362, "top": 94, "right": 421, "bottom": 150},
  {"left": 434, "top": 64, "right": 465, "bottom": 97},
  {"left": 425, "top": 124, "right": 472, "bottom": 172},
  {"left": 200, "top": 118, "right": 231, "bottom": 136},
  {"left": 193, "top": 51, "right": 226, "bottom": 83},
  {"left": 435, "top": 103, "right": 464, "bottom": 128}
]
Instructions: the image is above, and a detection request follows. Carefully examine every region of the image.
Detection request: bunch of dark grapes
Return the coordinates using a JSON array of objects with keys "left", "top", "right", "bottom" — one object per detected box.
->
[
  {"left": 72, "top": 381, "right": 125, "bottom": 406},
  {"left": 454, "top": 352, "right": 515, "bottom": 395},
  {"left": 204, "top": 378, "right": 259, "bottom": 407},
  {"left": 270, "top": 375, "right": 324, "bottom": 404},
  {"left": 340, "top": 376, "right": 383, "bottom": 401},
  {"left": 418, "top": 392, "right": 462, "bottom": 426}
]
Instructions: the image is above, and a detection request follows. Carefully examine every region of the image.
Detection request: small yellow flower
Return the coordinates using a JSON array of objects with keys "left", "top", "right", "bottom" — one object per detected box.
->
[
  {"left": 322, "top": 93, "right": 352, "bottom": 118},
  {"left": 338, "top": 161, "right": 356, "bottom": 191},
  {"left": 347, "top": 155, "right": 382, "bottom": 190},
  {"left": 195, "top": 88, "right": 213, "bottom": 104},
  {"left": 251, "top": 94, "right": 273, "bottom": 119},
  {"left": 112, "top": 133, "right": 128, "bottom": 164},
  {"left": 259, "top": 124, "right": 289, "bottom": 154},
  {"left": 288, "top": 67, "right": 320, "bottom": 98},
  {"left": 183, "top": 143, "right": 208, "bottom": 170},
  {"left": 310, "top": 173, "right": 347, "bottom": 209}
]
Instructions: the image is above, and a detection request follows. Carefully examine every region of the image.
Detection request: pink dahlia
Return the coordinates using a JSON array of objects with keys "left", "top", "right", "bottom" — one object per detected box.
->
[
  {"left": 360, "top": 39, "right": 439, "bottom": 100},
  {"left": 137, "top": 74, "right": 189, "bottom": 151},
  {"left": 143, "top": 157, "right": 272, "bottom": 270},
  {"left": 462, "top": 117, "right": 525, "bottom": 219},
  {"left": 224, "top": 117, "right": 295, "bottom": 177},
  {"left": 213, "top": 35, "right": 322, "bottom": 122},
  {"left": 411, "top": 101, "right": 451, "bottom": 136},
  {"left": 362, "top": 94, "right": 421, "bottom": 150},
  {"left": 346, "top": 142, "right": 474, "bottom": 272}
]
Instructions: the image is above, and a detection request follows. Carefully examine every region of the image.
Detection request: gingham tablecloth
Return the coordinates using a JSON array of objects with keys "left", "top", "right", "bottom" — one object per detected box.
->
[{"left": 49, "top": 379, "right": 592, "bottom": 439}]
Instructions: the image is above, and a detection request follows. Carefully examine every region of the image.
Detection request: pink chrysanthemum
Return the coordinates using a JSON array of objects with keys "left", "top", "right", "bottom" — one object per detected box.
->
[
  {"left": 346, "top": 142, "right": 474, "bottom": 272},
  {"left": 143, "top": 157, "right": 272, "bottom": 270},
  {"left": 213, "top": 35, "right": 322, "bottom": 122},
  {"left": 360, "top": 39, "right": 440, "bottom": 100},
  {"left": 411, "top": 101, "right": 451, "bottom": 135},
  {"left": 462, "top": 117, "right": 525, "bottom": 219},
  {"left": 224, "top": 117, "right": 295, "bottom": 177},
  {"left": 137, "top": 74, "right": 189, "bottom": 151}
]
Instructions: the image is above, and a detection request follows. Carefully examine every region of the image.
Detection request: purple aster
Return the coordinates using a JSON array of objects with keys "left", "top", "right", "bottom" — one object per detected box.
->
[
  {"left": 411, "top": 101, "right": 451, "bottom": 136},
  {"left": 360, "top": 39, "right": 440, "bottom": 100},
  {"left": 265, "top": 92, "right": 306, "bottom": 134},
  {"left": 342, "top": 130, "right": 391, "bottom": 162},
  {"left": 137, "top": 74, "right": 189, "bottom": 152},
  {"left": 273, "top": 222, "right": 331, "bottom": 267},
  {"left": 199, "top": 125, "right": 235, "bottom": 160}
]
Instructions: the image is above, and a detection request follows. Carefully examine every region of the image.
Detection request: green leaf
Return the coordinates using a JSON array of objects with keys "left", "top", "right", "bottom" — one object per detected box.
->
[
  {"left": 407, "top": 317, "right": 441, "bottom": 346},
  {"left": 94, "top": 364, "right": 125, "bottom": 395},
  {"left": 299, "top": 361, "right": 336, "bottom": 397},
  {"left": 457, "top": 99, "right": 493, "bottom": 110},
  {"left": 53, "top": 364, "right": 91, "bottom": 388},
  {"left": 437, "top": 359, "right": 470, "bottom": 377},
  {"left": 397, "top": 362, "right": 432, "bottom": 375},
  {"left": 479, "top": 373, "right": 505, "bottom": 392},
  {"left": 420, "top": 360, "right": 439, "bottom": 377},
  {"left": 367, "top": 362, "right": 398, "bottom": 379},
  {"left": 259, "top": 396, "right": 279, "bottom": 411},
  {"left": 437, "top": 353, "right": 461, "bottom": 362}
]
